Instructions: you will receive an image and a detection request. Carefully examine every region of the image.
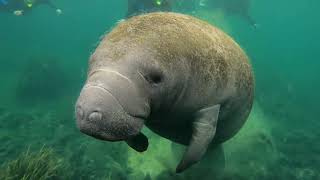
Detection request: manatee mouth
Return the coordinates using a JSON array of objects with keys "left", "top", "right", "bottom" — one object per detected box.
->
[
  {"left": 76, "top": 84, "right": 148, "bottom": 142},
  {"left": 85, "top": 120, "right": 145, "bottom": 142},
  {"left": 77, "top": 107, "right": 146, "bottom": 142}
]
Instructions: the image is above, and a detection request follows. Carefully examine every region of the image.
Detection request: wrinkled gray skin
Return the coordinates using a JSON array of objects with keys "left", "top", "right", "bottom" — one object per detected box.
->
[{"left": 75, "top": 12, "right": 254, "bottom": 173}]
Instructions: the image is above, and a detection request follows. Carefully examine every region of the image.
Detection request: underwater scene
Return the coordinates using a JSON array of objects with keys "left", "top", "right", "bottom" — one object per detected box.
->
[{"left": 0, "top": 0, "right": 319, "bottom": 179}]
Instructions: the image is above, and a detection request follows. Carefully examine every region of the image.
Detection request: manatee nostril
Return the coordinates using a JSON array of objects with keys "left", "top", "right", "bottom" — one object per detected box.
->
[
  {"left": 88, "top": 112, "right": 102, "bottom": 122},
  {"left": 77, "top": 106, "right": 84, "bottom": 120}
]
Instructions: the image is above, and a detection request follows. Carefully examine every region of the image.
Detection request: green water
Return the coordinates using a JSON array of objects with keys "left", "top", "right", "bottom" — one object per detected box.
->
[{"left": 0, "top": 0, "right": 319, "bottom": 179}]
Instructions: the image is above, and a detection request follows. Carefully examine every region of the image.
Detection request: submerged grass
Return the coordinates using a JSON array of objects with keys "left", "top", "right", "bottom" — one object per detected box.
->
[{"left": 0, "top": 146, "right": 70, "bottom": 180}]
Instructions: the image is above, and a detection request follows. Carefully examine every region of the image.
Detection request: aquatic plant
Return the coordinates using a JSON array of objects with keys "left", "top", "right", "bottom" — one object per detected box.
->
[{"left": 0, "top": 146, "right": 70, "bottom": 180}]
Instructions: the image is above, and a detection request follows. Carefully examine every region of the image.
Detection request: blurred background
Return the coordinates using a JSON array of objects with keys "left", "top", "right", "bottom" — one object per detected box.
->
[{"left": 0, "top": 0, "right": 319, "bottom": 179}]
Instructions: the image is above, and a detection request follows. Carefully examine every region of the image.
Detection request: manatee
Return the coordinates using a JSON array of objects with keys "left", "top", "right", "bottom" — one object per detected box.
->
[{"left": 75, "top": 12, "right": 254, "bottom": 173}]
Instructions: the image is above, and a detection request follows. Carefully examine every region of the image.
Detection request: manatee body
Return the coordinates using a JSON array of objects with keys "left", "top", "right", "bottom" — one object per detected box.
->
[{"left": 75, "top": 12, "right": 254, "bottom": 173}]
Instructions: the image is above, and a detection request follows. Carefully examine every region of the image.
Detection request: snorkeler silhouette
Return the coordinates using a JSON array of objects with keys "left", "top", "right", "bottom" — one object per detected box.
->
[
  {"left": 200, "top": 0, "right": 258, "bottom": 28},
  {"left": 126, "top": 0, "right": 172, "bottom": 18},
  {"left": 174, "top": 0, "right": 198, "bottom": 14},
  {"left": 0, "top": 0, "right": 62, "bottom": 16}
]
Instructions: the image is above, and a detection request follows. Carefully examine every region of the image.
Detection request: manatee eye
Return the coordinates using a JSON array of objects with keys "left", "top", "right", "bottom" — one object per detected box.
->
[{"left": 145, "top": 71, "right": 163, "bottom": 85}]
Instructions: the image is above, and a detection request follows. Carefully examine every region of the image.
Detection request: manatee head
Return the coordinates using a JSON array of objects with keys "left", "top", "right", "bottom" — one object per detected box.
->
[
  {"left": 75, "top": 60, "right": 154, "bottom": 141},
  {"left": 75, "top": 45, "right": 187, "bottom": 145},
  {"left": 75, "top": 48, "right": 178, "bottom": 142},
  {"left": 75, "top": 13, "right": 190, "bottom": 145}
]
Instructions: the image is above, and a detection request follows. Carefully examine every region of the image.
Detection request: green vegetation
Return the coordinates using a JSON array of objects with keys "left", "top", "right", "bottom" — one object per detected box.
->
[{"left": 0, "top": 146, "right": 70, "bottom": 180}]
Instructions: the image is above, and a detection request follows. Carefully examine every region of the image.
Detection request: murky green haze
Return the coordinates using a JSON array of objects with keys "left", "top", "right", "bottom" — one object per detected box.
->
[{"left": 0, "top": 0, "right": 319, "bottom": 179}]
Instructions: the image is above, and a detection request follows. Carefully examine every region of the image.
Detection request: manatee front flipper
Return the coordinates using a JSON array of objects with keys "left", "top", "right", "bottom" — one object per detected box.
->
[
  {"left": 176, "top": 104, "right": 220, "bottom": 173},
  {"left": 126, "top": 132, "right": 149, "bottom": 152}
]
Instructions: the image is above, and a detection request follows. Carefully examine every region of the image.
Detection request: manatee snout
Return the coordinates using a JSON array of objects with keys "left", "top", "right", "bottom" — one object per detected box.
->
[{"left": 75, "top": 70, "right": 150, "bottom": 141}]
